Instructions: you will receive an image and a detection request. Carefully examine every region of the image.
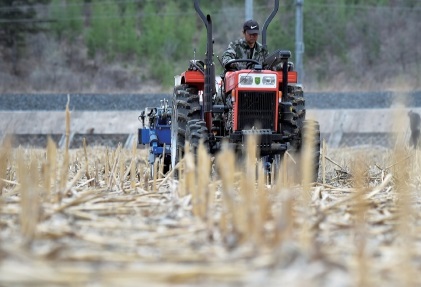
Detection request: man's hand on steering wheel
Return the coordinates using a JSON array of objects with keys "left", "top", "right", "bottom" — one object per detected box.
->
[
  {"left": 224, "top": 59, "right": 260, "bottom": 71},
  {"left": 229, "top": 62, "right": 238, "bottom": 70}
]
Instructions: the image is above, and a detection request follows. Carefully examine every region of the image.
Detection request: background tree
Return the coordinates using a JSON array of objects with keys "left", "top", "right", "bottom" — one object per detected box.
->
[{"left": 0, "top": 0, "right": 51, "bottom": 74}]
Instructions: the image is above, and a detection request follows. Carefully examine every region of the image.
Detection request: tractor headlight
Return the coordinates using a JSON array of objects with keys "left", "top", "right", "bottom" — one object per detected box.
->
[
  {"left": 240, "top": 75, "right": 253, "bottom": 85},
  {"left": 262, "top": 76, "right": 276, "bottom": 85}
]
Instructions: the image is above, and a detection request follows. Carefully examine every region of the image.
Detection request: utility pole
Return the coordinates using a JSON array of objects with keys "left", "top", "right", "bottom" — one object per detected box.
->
[
  {"left": 245, "top": 0, "right": 253, "bottom": 20},
  {"left": 295, "top": 0, "right": 304, "bottom": 84}
]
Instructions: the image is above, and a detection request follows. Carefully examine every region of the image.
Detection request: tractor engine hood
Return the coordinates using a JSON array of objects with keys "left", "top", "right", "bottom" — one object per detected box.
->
[{"left": 224, "top": 70, "right": 279, "bottom": 93}]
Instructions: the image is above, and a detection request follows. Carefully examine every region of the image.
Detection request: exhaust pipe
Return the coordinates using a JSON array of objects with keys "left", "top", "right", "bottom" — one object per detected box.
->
[
  {"left": 261, "top": 0, "right": 279, "bottom": 50},
  {"left": 194, "top": 0, "right": 215, "bottom": 130}
]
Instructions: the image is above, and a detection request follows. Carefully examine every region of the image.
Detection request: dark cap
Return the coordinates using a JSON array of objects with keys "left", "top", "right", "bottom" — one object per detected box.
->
[{"left": 243, "top": 19, "right": 259, "bottom": 34}]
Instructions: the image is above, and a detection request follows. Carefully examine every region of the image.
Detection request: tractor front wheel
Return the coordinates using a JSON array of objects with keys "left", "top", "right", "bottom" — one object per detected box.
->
[
  {"left": 281, "top": 85, "right": 305, "bottom": 151},
  {"left": 186, "top": 119, "right": 209, "bottom": 154}
]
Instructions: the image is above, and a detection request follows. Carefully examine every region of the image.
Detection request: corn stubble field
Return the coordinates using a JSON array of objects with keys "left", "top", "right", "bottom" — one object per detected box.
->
[{"left": 1, "top": 107, "right": 421, "bottom": 286}]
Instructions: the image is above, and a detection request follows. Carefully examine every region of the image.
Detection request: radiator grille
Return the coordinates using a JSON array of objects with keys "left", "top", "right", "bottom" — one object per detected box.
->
[{"left": 237, "top": 91, "right": 277, "bottom": 130}]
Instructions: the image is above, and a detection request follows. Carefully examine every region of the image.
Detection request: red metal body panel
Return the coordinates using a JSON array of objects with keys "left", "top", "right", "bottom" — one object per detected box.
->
[
  {"left": 232, "top": 89, "right": 239, "bottom": 131},
  {"left": 181, "top": 70, "right": 204, "bottom": 90},
  {"left": 224, "top": 71, "right": 239, "bottom": 92},
  {"left": 178, "top": 68, "right": 296, "bottom": 134},
  {"left": 276, "top": 71, "right": 298, "bottom": 83}
]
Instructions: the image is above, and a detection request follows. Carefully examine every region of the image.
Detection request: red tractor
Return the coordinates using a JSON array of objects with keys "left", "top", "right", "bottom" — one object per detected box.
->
[{"left": 171, "top": 0, "right": 320, "bottom": 181}]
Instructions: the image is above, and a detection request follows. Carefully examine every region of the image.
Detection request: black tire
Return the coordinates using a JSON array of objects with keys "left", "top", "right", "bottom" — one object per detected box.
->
[
  {"left": 186, "top": 119, "right": 209, "bottom": 154},
  {"left": 171, "top": 84, "right": 202, "bottom": 175},
  {"left": 281, "top": 85, "right": 305, "bottom": 151}
]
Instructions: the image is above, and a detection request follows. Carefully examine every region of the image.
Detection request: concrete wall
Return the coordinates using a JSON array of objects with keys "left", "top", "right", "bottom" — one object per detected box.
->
[{"left": 1, "top": 108, "right": 418, "bottom": 148}]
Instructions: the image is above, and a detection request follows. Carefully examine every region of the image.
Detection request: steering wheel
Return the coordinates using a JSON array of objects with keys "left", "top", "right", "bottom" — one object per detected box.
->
[{"left": 224, "top": 59, "right": 260, "bottom": 71}]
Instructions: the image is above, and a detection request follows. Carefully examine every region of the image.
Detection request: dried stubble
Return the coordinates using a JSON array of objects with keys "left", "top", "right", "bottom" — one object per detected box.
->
[
  {"left": 0, "top": 136, "right": 12, "bottom": 196},
  {"left": 391, "top": 102, "right": 417, "bottom": 285},
  {"left": 212, "top": 135, "right": 295, "bottom": 252},
  {"left": 2, "top": 98, "right": 421, "bottom": 286},
  {"left": 1, "top": 140, "right": 421, "bottom": 286},
  {"left": 196, "top": 140, "right": 211, "bottom": 220},
  {"left": 59, "top": 96, "right": 71, "bottom": 199},
  {"left": 184, "top": 141, "right": 196, "bottom": 201},
  {"left": 215, "top": 142, "right": 238, "bottom": 246},
  {"left": 351, "top": 152, "right": 371, "bottom": 287},
  {"left": 17, "top": 149, "right": 40, "bottom": 245},
  {"left": 298, "top": 120, "right": 317, "bottom": 255},
  {"left": 322, "top": 138, "right": 327, "bottom": 184},
  {"left": 44, "top": 137, "right": 57, "bottom": 198},
  {"left": 82, "top": 138, "right": 92, "bottom": 186},
  {"left": 130, "top": 142, "right": 137, "bottom": 189}
]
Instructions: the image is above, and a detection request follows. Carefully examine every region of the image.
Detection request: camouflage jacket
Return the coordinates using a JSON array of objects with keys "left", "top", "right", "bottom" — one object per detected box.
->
[{"left": 221, "top": 38, "right": 268, "bottom": 70}]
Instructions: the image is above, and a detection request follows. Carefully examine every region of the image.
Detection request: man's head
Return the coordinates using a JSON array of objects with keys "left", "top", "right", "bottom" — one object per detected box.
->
[
  {"left": 243, "top": 19, "right": 259, "bottom": 34},
  {"left": 243, "top": 19, "right": 259, "bottom": 48}
]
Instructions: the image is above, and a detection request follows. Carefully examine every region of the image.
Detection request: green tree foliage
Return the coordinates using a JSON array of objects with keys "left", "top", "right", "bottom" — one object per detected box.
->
[
  {"left": 81, "top": 0, "right": 201, "bottom": 85},
  {"left": 265, "top": 3, "right": 295, "bottom": 57},
  {"left": 0, "top": 0, "right": 50, "bottom": 48},
  {"left": 85, "top": 0, "right": 119, "bottom": 58},
  {"left": 0, "top": 0, "right": 50, "bottom": 74},
  {"left": 114, "top": 1, "right": 139, "bottom": 55},
  {"left": 49, "top": 0, "right": 83, "bottom": 40},
  {"left": 19, "top": 0, "right": 418, "bottom": 88},
  {"left": 303, "top": 0, "right": 348, "bottom": 60}
]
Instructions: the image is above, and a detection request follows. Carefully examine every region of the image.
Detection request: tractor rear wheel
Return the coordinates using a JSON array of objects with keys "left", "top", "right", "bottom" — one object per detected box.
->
[{"left": 171, "top": 84, "right": 202, "bottom": 176}]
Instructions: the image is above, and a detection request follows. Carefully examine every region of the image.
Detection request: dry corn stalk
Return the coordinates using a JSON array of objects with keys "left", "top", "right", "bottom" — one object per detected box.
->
[
  {"left": 130, "top": 142, "right": 137, "bottom": 189},
  {"left": 17, "top": 151, "right": 40, "bottom": 245},
  {"left": 351, "top": 152, "right": 370, "bottom": 286},
  {"left": 298, "top": 120, "right": 316, "bottom": 255},
  {"left": 391, "top": 99, "right": 416, "bottom": 285},
  {"left": 196, "top": 140, "right": 211, "bottom": 220},
  {"left": 0, "top": 136, "right": 12, "bottom": 196}
]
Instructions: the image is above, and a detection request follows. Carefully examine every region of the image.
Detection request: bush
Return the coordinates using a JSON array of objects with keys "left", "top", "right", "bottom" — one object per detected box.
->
[{"left": 49, "top": 0, "right": 83, "bottom": 40}]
